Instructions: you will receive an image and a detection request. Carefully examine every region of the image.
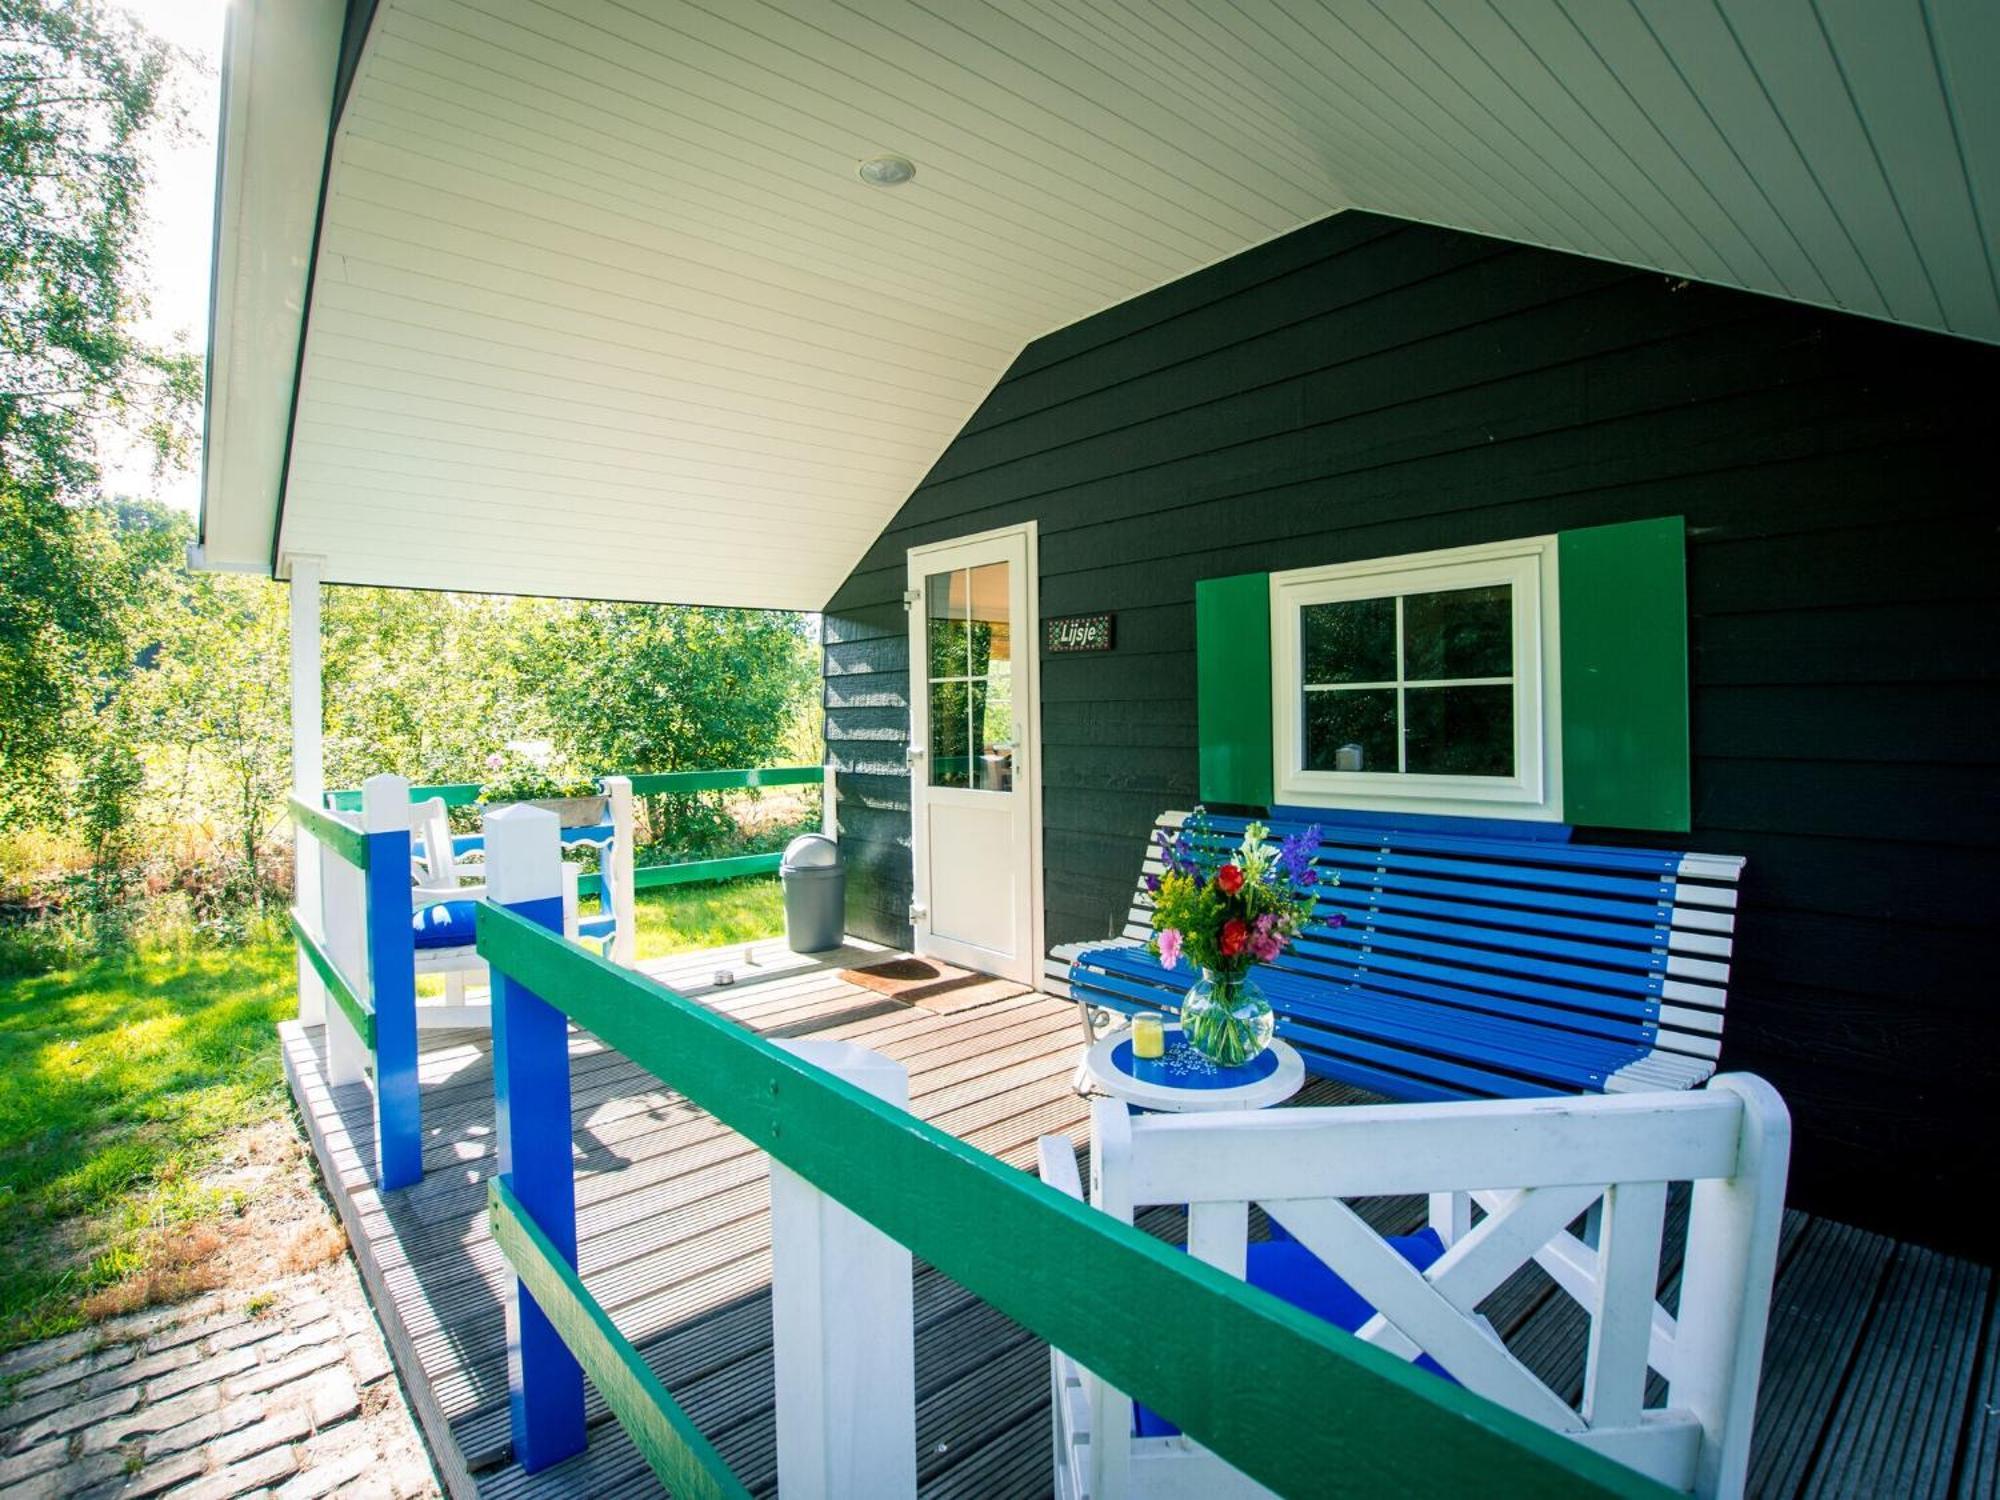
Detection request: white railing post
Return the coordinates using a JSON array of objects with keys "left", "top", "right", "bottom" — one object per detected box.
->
[
  {"left": 603, "top": 775, "right": 638, "bottom": 967},
  {"left": 288, "top": 555, "right": 324, "bottom": 1024},
  {"left": 771, "top": 1040, "right": 917, "bottom": 1498},
  {"left": 321, "top": 799, "right": 370, "bottom": 1089}
]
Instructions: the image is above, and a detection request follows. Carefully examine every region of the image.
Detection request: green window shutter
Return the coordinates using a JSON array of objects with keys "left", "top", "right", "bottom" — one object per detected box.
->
[
  {"left": 1196, "top": 573, "right": 1274, "bottom": 806},
  {"left": 1558, "top": 518, "right": 1690, "bottom": 832}
]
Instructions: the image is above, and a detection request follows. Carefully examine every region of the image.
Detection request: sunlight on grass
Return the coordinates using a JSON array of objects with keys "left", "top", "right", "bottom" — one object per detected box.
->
[
  {"left": 0, "top": 938, "right": 294, "bottom": 1350},
  {"left": 620, "top": 875, "right": 788, "bottom": 960},
  {"left": 0, "top": 878, "right": 785, "bottom": 1352}
]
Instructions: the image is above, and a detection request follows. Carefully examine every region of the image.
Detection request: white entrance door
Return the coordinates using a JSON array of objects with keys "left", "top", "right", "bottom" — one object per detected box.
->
[{"left": 907, "top": 525, "right": 1039, "bottom": 984}]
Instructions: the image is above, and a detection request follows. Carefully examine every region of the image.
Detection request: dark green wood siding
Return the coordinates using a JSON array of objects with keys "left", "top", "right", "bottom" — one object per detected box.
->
[{"left": 821, "top": 210, "right": 2000, "bottom": 1251}]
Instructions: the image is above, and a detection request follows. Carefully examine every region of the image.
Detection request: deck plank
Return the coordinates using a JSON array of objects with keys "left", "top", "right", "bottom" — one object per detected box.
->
[
  {"left": 285, "top": 935, "right": 1996, "bottom": 1500},
  {"left": 1801, "top": 1243, "right": 1991, "bottom": 1500}
]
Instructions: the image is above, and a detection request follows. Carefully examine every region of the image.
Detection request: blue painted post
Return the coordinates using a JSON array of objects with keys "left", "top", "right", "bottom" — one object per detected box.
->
[
  {"left": 484, "top": 804, "right": 587, "bottom": 1470},
  {"left": 362, "top": 775, "right": 422, "bottom": 1190}
]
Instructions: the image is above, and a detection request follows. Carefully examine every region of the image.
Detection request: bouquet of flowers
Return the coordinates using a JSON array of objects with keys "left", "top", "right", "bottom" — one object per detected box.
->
[{"left": 1146, "top": 808, "right": 1341, "bottom": 1064}]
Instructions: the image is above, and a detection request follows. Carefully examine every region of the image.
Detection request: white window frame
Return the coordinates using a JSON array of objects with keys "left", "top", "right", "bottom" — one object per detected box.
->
[{"left": 1270, "top": 536, "right": 1564, "bottom": 822}]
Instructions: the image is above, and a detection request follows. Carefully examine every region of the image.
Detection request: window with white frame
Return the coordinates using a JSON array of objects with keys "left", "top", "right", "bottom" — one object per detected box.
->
[{"left": 1271, "top": 537, "right": 1562, "bottom": 819}]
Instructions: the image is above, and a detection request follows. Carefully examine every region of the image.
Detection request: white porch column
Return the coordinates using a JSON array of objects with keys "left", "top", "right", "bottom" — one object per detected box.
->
[{"left": 289, "top": 554, "right": 326, "bottom": 1025}]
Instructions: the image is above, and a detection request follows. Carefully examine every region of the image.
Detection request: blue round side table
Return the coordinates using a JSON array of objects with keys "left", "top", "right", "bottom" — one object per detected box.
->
[{"left": 1083, "top": 1025, "right": 1304, "bottom": 1113}]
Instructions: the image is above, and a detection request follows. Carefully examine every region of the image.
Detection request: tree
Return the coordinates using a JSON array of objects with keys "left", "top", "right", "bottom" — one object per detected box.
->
[
  {"left": 509, "top": 603, "right": 819, "bottom": 851},
  {"left": 0, "top": 1, "right": 198, "bottom": 821},
  {"left": 136, "top": 569, "right": 290, "bottom": 893}
]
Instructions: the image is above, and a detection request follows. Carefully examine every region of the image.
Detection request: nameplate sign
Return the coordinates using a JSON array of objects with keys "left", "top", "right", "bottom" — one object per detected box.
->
[{"left": 1044, "top": 613, "right": 1115, "bottom": 654}]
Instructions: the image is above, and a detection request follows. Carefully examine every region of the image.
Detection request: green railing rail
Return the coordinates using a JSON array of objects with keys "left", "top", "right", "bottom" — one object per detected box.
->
[
  {"left": 325, "top": 782, "right": 481, "bottom": 812},
  {"left": 489, "top": 1178, "right": 749, "bottom": 1500},
  {"left": 320, "top": 767, "right": 823, "bottom": 893},
  {"left": 474, "top": 901, "right": 1671, "bottom": 1500},
  {"left": 287, "top": 907, "right": 374, "bottom": 1049},
  {"left": 288, "top": 795, "right": 371, "bottom": 868}
]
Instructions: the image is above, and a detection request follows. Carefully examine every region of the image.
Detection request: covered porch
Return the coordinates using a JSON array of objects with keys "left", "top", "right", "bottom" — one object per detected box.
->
[
  {"left": 203, "top": 2, "right": 2000, "bottom": 1495},
  {"left": 281, "top": 930, "right": 1997, "bottom": 1500}
]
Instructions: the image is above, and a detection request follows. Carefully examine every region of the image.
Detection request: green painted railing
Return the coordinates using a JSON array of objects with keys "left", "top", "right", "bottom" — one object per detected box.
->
[
  {"left": 489, "top": 1179, "right": 749, "bottom": 1500},
  {"left": 475, "top": 902, "right": 1670, "bottom": 1499},
  {"left": 288, "top": 795, "right": 371, "bottom": 869},
  {"left": 287, "top": 907, "right": 374, "bottom": 1049},
  {"left": 624, "top": 765, "right": 822, "bottom": 795},
  {"left": 320, "top": 767, "right": 821, "bottom": 895},
  {"left": 324, "top": 782, "right": 483, "bottom": 813}
]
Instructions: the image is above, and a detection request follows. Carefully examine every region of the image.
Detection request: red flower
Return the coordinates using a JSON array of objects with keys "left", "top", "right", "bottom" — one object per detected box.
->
[
  {"left": 1214, "top": 864, "right": 1245, "bottom": 895},
  {"left": 1219, "top": 918, "right": 1249, "bottom": 957}
]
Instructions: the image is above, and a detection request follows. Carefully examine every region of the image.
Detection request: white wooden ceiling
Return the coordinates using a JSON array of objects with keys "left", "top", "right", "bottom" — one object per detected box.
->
[{"left": 204, "top": 0, "right": 2000, "bottom": 606}]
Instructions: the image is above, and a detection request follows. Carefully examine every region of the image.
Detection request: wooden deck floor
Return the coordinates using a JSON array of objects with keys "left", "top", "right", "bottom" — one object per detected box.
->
[{"left": 284, "top": 938, "right": 1998, "bottom": 1500}]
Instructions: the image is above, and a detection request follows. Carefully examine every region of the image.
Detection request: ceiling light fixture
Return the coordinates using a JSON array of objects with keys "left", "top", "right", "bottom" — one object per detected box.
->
[{"left": 857, "top": 155, "right": 917, "bottom": 187}]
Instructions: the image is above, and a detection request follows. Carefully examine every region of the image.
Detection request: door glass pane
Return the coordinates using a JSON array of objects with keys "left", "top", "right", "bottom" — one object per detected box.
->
[
  {"left": 973, "top": 675, "right": 1014, "bottom": 790},
  {"left": 1403, "top": 585, "right": 1511, "bottom": 681},
  {"left": 1301, "top": 597, "right": 1396, "bottom": 684},
  {"left": 1304, "top": 689, "right": 1397, "bottom": 773},
  {"left": 926, "top": 570, "right": 969, "bottom": 679},
  {"left": 1405, "top": 685, "right": 1513, "bottom": 776},
  {"left": 929, "top": 677, "right": 970, "bottom": 787},
  {"left": 968, "top": 562, "right": 1010, "bottom": 675}
]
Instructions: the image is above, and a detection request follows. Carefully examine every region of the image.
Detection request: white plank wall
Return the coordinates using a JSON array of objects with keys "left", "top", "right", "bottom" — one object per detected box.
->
[{"left": 227, "top": 0, "right": 1998, "bottom": 600}]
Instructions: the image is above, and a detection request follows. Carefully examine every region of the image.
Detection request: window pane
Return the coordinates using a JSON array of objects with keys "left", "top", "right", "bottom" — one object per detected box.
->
[
  {"left": 1403, "top": 584, "right": 1511, "bottom": 681},
  {"left": 929, "top": 678, "right": 970, "bottom": 787},
  {"left": 1301, "top": 597, "right": 1396, "bottom": 684},
  {"left": 1405, "top": 685, "right": 1513, "bottom": 776},
  {"left": 972, "top": 677, "right": 1014, "bottom": 791},
  {"left": 968, "top": 562, "right": 1010, "bottom": 676},
  {"left": 1304, "top": 689, "right": 1397, "bottom": 773},
  {"left": 926, "top": 569, "right": 969, "bottom": 679}
]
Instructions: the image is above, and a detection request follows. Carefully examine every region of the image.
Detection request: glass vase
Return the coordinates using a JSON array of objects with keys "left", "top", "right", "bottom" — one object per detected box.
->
[{"left": 1181, "top": 967, "right": 1275, "bottom": 1066}]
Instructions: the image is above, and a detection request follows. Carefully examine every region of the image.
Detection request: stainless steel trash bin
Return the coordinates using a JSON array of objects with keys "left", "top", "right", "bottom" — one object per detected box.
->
[{"left": 779, "top": 833, "right": 845, "bottom": 953}]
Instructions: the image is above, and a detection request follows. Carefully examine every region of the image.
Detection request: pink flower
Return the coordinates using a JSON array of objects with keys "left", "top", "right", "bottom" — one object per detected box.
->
[
  {"left": 1157, "top": 928, "right": 1183, "bottom": 971},
  {"left": 1249, "top": 933, "right": 1282, "bottom": 963},
  {"left": 1253, "top": 913, "right": 1276, "bottom": 936}
]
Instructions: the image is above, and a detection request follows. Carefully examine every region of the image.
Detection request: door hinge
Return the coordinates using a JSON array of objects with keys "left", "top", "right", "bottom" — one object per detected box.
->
[
  {"left": 908, "top": 901, "right": 928, "bottom": 925},
  {"left": 902, "top": 588, "right": 922, "bottom": 608}
]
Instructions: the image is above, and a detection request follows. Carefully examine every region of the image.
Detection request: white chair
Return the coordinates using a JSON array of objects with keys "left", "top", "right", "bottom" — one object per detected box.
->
[
  {"left": 1038, "top": 1075, "right": 1789, "bottom": 1500},
  {"left": 407, "top": 776, "right": 639, "bottom": 1027}
]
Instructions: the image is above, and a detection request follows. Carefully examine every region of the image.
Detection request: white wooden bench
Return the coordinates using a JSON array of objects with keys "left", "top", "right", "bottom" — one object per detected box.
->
[{"left": 1039, "top": 1074, "right": 1790, "bottom": 1499}]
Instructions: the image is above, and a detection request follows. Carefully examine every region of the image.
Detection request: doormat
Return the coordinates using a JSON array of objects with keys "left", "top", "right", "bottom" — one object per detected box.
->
[{"left": 839, "top": 957, "right": 990, "bottom": 1007}]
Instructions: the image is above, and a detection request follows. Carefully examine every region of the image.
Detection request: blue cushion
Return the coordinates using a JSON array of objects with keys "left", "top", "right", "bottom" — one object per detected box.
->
[
  {"left": 1134, "top": 1227, "right": 1451, "bottom": 1438},
  {"left": 412, "top": 900, "right": 479, "bottom": 950}
]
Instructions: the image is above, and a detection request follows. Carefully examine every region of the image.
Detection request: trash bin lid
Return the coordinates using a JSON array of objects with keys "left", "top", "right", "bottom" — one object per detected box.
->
[{"left": 781, "top": 833, "right": 841, "bottom": 871}]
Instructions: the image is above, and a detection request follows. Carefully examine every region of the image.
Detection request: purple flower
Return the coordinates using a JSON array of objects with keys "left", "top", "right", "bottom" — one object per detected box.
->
[
  {"left": 1277, "top": 826, "right": 1322, "bottom": 886},
  {"left": 1144, "top": 874, "right": 1161, "bottom": 894},
  {"left": 1325, "top": 911, "right": 1347, "bottom": 930},
  {"left": 1157, "top": 928, "right": 1183, "bottom": 971}
]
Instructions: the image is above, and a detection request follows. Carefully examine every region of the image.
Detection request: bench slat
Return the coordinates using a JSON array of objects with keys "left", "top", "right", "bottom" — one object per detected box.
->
[
  {"left": 1075, "top": 951, "right": 1651, "bottom": 1093},
  {"left": 1066, "top": 811, "right": 1741, "bottom": 1103}
]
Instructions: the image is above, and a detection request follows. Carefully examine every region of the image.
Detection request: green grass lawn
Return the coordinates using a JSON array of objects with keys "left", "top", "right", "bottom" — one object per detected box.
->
[
  {"left": 0, "top": 878, "right": 785, "bottom": 1354},
  {"left": 0, "top": 932, "right": 297, "bottom": 1351}
]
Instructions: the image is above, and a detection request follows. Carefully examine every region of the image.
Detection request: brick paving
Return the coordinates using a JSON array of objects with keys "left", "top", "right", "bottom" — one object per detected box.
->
[{"left": 0, "top": 1257, "right": 438, "bottom": 1500}]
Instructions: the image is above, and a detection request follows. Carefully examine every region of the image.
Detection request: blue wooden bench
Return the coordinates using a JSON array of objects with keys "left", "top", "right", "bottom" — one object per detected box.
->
[{"left": 1047, "top": 810, "right": 1744, "bottom": 1102}]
